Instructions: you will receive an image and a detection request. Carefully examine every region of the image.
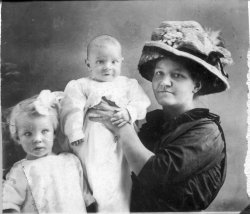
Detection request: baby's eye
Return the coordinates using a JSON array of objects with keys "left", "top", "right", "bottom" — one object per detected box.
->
[
  {"left": 96, "top": 60, "right": 104, "bottom": 64},
  {"left": 112, "top": 60, "right": 118, "bottom": 64},
  {"left": 42, "top": 129, "right": 49, "bottom": 134},
  {"left": 24, "top": 132, "right": 32, "bottom": 137}
]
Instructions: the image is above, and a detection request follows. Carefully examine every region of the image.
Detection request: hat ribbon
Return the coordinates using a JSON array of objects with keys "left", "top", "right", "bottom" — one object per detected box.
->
[
  {"left": 206, "top": 51, "right": 229, "bottom": 78},
  {"left": 178, "top": 47, "right": 229, "bottom": 78}
]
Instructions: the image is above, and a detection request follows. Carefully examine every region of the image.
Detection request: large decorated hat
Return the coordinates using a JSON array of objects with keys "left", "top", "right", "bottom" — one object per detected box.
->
[{"left": 138, "top": 21, "right": 233, "bottom": 95}]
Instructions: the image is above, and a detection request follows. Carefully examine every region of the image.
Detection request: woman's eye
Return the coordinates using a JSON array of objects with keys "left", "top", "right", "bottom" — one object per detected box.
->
[
  {"left": 96, "top": 60, "right": 104, "bottom": 64},
  {"left": 154, "top": 71, "right": 163, "bottom": 76},
  {"left": 172, "top": 73, "right": 183, "bottom": 79}
]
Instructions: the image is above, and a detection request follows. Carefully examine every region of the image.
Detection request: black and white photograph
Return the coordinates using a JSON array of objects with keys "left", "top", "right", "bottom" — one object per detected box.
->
[{"left": 1, "top": 1, "right": 249, "bottom": 213}]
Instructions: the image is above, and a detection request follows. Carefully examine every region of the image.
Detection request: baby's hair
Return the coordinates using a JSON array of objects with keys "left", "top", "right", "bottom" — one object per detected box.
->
[
  {"left": 87, "top": 35, "right": 122, "bottom": 59},
  {"left": 8, "top": 94, "right": 59, "bottom": 143}
]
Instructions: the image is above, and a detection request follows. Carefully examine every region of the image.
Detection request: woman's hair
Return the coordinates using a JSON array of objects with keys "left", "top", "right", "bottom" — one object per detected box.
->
[
  {"left": 140, "top": 47, "right": 222, "bottom": 96},
  {"left": 8, "top": 94, "right": 59, "bottom": 143}
]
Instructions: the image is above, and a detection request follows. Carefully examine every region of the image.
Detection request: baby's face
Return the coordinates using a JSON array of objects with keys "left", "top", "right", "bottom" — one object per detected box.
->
[
  {"left": 16, "top": 114, "right": 54, "bottom": 160},
  {"left": 87, "top": 43, "right": 123, "bottom": 82}
]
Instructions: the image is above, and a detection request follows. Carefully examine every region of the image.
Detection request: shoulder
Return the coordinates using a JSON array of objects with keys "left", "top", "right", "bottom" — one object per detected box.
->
[
  {"left": 57, "top": 152, "right": 81, "bottom": 164},
  {"left": 5, "top": 159, "right": 26, "bottom": 180},
  {"left": 66, "top": 77, "right": 89, "bottom": 87},
  {"left": 185, "top": 110, "right": 222, "bottom": 134},
  {"left": 117, "top": 76, "right": 139, "bottom": 85},
  {"left": 138, "top": 110, "right": 164, "bottom": 147}
]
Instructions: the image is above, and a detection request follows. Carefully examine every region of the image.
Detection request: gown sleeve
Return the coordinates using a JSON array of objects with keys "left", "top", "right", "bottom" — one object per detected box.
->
[
  {"left": 126, "top": 79, "right": 151, "bottom": 123},
  {"left": 2, "top": 162, "right": 28, "bottom": 212},
  {"left": 60, "top": 80, "right": 87, "bottom": 143},
  {"left": 137, "top": 119, "right": 225, "bottom": 188}
]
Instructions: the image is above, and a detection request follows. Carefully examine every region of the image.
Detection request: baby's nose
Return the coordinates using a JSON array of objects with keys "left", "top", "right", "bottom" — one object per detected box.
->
[{"left": 104, "top": 61, "right": 112, "bottom": 70}]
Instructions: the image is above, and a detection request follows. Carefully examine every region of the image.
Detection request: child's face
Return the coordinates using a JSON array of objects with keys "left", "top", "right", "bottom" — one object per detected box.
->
[
  {"left": 16, "top": 114, "right": 55, "bottom": 160},
  {"left": 86, "top": 43, "right": 123, "bottom": 82}
]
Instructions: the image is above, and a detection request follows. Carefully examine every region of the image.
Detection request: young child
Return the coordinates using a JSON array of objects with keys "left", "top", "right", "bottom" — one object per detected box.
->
[
  {"left": 2, "top": 90, "right": 95, "bottom": 213},
  {"left": 60, "top": 35, "right": 151, "bottom": 212}
]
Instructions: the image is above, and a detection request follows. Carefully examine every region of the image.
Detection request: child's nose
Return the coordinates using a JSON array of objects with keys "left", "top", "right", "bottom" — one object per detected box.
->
[{"left": 33, "top": 133, "right": 43, "bottom": 143}]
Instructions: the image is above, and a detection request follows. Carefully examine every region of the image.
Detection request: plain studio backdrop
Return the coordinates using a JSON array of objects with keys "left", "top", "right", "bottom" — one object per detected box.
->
[{"left": 1, "top": 0, "right": 249, "bottom": 211}]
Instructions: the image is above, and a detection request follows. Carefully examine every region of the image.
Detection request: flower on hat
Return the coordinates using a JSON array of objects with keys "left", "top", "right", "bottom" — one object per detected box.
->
[{"left": 151, "top": 21, "right": 233, "bottom": 67}]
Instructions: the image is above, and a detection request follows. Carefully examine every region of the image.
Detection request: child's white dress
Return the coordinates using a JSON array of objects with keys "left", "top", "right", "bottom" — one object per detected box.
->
[
  {"left": 60, "top": 76, "right": 151, "bottom": 212},
  {"left": 3, "top": 153, "right": 94, "bottom": 213}
]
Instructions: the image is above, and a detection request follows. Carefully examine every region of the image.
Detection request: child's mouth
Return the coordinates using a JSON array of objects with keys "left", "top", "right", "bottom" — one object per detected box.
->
[{"left": 34, "top": 147, "right": 45, "bottom": 151}]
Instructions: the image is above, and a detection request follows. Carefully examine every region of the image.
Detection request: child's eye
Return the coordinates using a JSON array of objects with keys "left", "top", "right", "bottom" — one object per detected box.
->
[
  {"left": 42, "top": 129, "right": 49, "bottom": 134},
  {"left": 24, "top": 132, "right": 32, "bottom": 137},
  {"left": 112, "top": 60, "right": 118, "bottom": 64}
]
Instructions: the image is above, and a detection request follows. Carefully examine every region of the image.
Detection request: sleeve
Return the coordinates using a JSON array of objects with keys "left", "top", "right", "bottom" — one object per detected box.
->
[
  {"left": 2, "top": 163, "right": 28, "bottom": 212},
  {"left": 73, "top": 155, "right": 96, "bottom": 207},
  {"left": 60, "top": 80, "right": 87, "bottom": 143},
  {"left": 136, "top": 120, "right": 225, "bottom": 188},
  {"left": 126, "top": 79, "right": 151, "bottom": 123}
]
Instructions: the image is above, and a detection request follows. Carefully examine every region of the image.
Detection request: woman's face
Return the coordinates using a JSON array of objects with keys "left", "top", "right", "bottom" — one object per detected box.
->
[{"left": 152, "top": 58, "right": 197, "bottom": 111}]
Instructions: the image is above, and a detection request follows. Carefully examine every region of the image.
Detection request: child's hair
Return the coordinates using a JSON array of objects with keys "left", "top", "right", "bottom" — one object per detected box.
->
[
  {"left": 87, "top": 35, "right": 122, "bottom": 59},
  {"left": 8, "top": 90, "right": 63, "bottom": 143}
]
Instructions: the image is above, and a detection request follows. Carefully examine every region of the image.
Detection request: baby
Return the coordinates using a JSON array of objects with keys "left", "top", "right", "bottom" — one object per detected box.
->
[
  {"left": 2, "top": 90, "right": 95, "bottom": 213},
  {"left": 60, "top": 35, "right": 151, "bottom": 212}
]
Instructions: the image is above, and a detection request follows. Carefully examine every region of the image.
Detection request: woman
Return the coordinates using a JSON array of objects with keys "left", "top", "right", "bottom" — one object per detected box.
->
[{"left": 89, "top": 21, "right": 233, "bottom": 212}]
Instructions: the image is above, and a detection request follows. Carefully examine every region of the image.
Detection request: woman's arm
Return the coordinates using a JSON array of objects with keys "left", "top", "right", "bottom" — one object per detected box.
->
[{"left": 118, "top": 124, "right": 154, "bottom": 175}]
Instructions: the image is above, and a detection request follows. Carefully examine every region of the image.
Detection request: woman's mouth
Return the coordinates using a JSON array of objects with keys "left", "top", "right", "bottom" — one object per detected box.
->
[{"left": 158, "top": 90, "right": 173, "bottom": 94}]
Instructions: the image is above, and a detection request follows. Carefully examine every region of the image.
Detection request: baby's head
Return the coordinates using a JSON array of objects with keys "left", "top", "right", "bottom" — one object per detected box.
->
[
  {"left": 9, "top": 90, "right": 62, "bottom": 160},
  {"left": 86, "top": 35, "right": 123, "bottom": 82}
]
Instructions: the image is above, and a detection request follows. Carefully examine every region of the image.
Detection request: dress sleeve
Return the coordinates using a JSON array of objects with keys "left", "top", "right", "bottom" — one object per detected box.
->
[
  {"left": 126, "top": 79, "right": 151, "bottom": 123},
  {"left": 60, "top": 80, "right": 87, "bottom": 143},
  {"left": 136, "top": 120, "right": 225, "bottom": 188},
  {"left": 2, "top": 163, "right": 27, "bottom": 212}
]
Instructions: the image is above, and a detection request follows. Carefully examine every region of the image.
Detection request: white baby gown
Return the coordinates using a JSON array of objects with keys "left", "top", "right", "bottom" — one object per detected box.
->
[{"left": 61, "top": 76, "right": 150, "bottom": 212}]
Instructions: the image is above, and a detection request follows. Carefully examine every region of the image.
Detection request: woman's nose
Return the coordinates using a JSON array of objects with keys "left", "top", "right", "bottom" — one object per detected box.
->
[{"left": 160, "top": 75, "right": 172, "bottom": 86}]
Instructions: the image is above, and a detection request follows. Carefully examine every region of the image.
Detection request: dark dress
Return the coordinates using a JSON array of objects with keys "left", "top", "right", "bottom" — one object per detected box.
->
[{"left": 130, "top": 108, "right": 227, "bottom": 212}]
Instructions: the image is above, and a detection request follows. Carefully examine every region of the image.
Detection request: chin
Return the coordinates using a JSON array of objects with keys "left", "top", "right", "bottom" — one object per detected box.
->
[{"left": 156, "top": 97, "right": 176, "bottom": 106}]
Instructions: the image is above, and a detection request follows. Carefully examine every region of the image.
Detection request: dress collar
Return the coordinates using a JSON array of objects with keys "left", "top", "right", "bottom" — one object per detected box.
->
[{"left": 146, "top": 108, "right": 220, "bottom": 134}]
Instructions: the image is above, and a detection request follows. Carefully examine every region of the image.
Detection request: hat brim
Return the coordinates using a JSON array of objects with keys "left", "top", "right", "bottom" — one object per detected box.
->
[{"left": 139, "top": 41, "right": 230, "bottom": 95}]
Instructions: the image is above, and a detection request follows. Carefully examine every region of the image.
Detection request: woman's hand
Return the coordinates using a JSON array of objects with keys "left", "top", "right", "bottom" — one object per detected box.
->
[{"left": 87, "top": 99, "right": 122, "bottom": 134}]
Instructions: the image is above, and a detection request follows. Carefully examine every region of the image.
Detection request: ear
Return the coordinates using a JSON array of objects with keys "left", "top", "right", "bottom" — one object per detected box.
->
[{"left": 193, "top": 81, "right": 202, "bottom": 94}]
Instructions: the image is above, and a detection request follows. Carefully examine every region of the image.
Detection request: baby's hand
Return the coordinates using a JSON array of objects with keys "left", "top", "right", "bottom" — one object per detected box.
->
[
  {"left": 71, "top": 138, "right": 85, "bottom": 146},
  {"left": 111, "top": 109, "right": 130, "bottom": 127}
]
